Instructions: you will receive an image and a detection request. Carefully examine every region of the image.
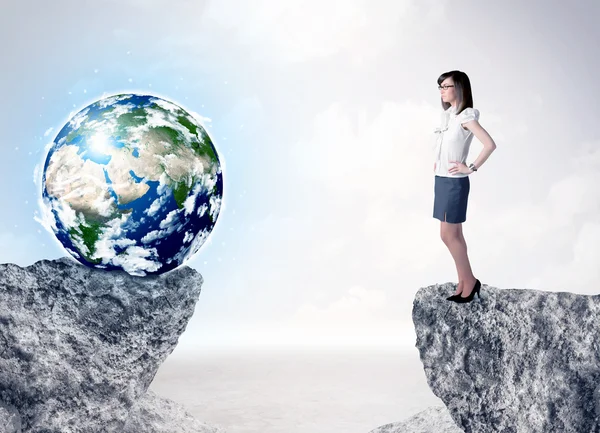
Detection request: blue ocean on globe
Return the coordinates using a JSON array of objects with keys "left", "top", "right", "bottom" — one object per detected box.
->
[{"left": 41, "top": 93, "right": 224, "bottom": 276}]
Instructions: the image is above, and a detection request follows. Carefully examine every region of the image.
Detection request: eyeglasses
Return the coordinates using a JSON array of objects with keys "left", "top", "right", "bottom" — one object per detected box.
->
[{"left": 438, "top": 85, "right": 455, "bottom": 90}]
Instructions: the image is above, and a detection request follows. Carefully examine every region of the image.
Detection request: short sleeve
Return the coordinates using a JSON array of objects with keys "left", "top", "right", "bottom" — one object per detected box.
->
[{"left": 459, "top": 107, "right": 479, "bottom": 124}]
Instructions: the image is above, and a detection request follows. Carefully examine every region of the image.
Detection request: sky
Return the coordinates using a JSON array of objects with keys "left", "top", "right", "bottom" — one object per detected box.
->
[{"left": 1, "top": 0, "right": 600, "bottom": 353}]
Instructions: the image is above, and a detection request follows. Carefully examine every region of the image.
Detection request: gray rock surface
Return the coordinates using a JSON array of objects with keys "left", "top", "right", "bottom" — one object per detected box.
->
[
  {"left": 0, "top": 400, "right": 21, "bottom": 433},
  {"left": 411, "top": 281, "right": 600, "bottom": 433},
  {"left": 368, "top": 406, "right": 462, "bottom": 433},
  {"left": 0, "top": 258, "right": 221, "bottom": 433},
  {"left": 123, "top": 389, "right": 226, "bottom": 433}
]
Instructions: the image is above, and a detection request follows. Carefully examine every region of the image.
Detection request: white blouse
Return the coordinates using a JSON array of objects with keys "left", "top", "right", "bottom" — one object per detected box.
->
[{"left": 432, "top": 105, "right": 480, "bottom": 178}]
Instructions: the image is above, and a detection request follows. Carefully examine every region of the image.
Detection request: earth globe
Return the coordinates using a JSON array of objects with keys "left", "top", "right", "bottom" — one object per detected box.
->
[{"left": 41, "top": 93, "right": 224, "bottom": 276}]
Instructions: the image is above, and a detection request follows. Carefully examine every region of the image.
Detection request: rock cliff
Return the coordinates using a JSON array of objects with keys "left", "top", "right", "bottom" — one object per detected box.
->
[
  {"left": 0, "top": 258, "right": 224, "bottom": 433},
  {"left": 411, "top": 282, "right": 600, "bottom": 433},
  {"left": 370, "top": 282, "right": 600, "bottom": 433}
]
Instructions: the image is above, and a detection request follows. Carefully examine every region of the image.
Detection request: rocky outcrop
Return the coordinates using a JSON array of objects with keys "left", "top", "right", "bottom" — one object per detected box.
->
[
  {"left": 123, "top": 389, "right": 225, "bottom": 433},
  {"left": 409, "top": 281, "right": 600, "bottom": 433},
  {"left": 368, "top": 406, "right": 462, "bottom": 433},
  {"left": 0, "top": 400, "right": 21, "bottom": 433},
  {"left": 0, "top": 258, "right": 223, "bottom": 433}
]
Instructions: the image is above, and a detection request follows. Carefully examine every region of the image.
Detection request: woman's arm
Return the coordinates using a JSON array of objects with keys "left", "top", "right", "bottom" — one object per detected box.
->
[{"left": 463, "top": 120, "right": 497, "bottom": 170}]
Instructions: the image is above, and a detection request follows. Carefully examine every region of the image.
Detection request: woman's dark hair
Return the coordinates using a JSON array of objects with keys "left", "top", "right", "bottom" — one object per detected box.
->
[{"left": 437, "top": 70, "right": 473, "bottom": 115}]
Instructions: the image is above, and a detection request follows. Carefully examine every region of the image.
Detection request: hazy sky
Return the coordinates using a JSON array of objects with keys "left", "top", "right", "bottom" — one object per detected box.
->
[{"left": 1, "top": 0, "right": 599, "bottom": 352}]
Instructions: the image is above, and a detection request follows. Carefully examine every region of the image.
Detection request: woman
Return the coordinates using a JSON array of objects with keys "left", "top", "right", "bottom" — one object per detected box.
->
[{"left": 432, "top": 70, "right": 497, "bottom": 303}]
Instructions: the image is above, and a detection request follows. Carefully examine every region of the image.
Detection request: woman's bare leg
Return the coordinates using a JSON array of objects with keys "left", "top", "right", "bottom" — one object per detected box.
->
[
  {"left": 441, "top": 219, "right": 476, "bottom": 296},
  {"left": 455, "top": 224, "right": 466, "bottom": 294}
]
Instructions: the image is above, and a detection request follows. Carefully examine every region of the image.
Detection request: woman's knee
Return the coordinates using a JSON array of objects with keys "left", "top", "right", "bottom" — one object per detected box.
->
[{"left": 440, "top": 224, "right": 460, "bottom": 243}]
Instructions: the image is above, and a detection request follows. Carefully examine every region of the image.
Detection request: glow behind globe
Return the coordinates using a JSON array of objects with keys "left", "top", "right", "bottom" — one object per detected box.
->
[{"left": 41, "top": 93, "right": 223, "bottom": 276}]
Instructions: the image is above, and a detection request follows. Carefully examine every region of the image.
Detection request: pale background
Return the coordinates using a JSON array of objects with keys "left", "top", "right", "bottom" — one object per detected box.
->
[{"left": 1, "top": 0, "right": 599, "bottom": 432}]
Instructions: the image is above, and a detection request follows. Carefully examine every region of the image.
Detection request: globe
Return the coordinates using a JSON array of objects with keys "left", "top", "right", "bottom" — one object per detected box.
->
[{"left": 41, "top": 93, "right": 223, "bottom": 276}]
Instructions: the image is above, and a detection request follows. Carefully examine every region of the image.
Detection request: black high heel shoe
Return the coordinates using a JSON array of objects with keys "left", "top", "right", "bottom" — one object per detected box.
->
[
  {"left": 451, "top": 279, "right": 481, "bottom": 303},
  {"left": 446, "top": 292, "right": 461, "bottom": 301},
  {"left": 446, "top": 283, "right": 464, "bottom": 301}
]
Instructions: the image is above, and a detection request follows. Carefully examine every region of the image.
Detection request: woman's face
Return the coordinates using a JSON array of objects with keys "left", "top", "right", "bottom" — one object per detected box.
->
[{"left": 440, "top": 78, "right": 456, "bottom": 104}]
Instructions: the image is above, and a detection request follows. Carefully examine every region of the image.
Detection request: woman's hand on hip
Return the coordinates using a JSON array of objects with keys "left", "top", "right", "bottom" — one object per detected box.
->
[{"left": 448, "top": 161, "right": 473, "bottom": 174}]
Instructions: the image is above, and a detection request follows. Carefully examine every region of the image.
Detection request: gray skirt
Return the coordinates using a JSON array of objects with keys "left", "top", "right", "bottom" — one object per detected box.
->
[{"left": 433, "top": 175, "right": 470, "bottom": 223}]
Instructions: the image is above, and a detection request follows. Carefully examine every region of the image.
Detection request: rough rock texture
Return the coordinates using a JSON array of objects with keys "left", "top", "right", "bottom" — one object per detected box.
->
[
  {"left": 0, "top": 258, "right": 221, "bottom": 433},
  {"left": 368, "top": 406, "right": 462, "bottom": 433},
  {"left": 0, "top": 400, "right": 21, "bottom": 433},
  {"left": 123, "top": 389, "right": 226, "bottom": 433},
  {"left": 412, "top": 281, "right": 600, "bottom": 433},
  {"left": 0, "top": 389, "right": 226, "bottom": 433}
]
